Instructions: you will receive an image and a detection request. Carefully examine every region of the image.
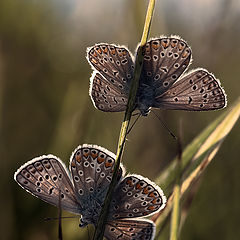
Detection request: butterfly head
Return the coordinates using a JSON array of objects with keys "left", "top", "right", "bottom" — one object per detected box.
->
[{"left": 138, "top": 105, "right": 151, "bottom": 116}]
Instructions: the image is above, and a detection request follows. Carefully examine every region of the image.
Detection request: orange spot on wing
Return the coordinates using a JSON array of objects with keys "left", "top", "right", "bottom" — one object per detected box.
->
[
  {"left": 178, "top": 43, "right": 184, "bottom": 51},
  {"left": 30, "top": 168, "right": 36, "bottom": 174},
  {"left": 111, "top": 49, "right": 116, "bottom": 55},
  {"left": 102, "top": 47, "right": 108, "bottom": 53},
  {"left": 136, "top": 183, "right": 142, "bottom": 190},
  {"left": 126, "top": 179, "right": 133, "bottom": 186},
  {"left": 75, "top": 155, "right": 81, "bottom": 163},
  {"left": 91, "top": 152, "right": 98, "bottom": 159},
  {"left": 91, "top": 58, "right": 98, "bottom": 64},
  {"left": 147, "top": 206, "right": 155, "bottom": 211},
  {"left": 171, "top": 41, "right": 177, "bottom": 48},
  {"left": 148, "top": 192, "right": 155, "bottom": 198},
  {"left": 152, "top": 42, "right": 159, "bottom": 50},
  {"left": 161, "top": 40, "right": 169, "bottom": 48},
  {"left": 182, "top": 50, "right": 189, "bottom": 58},
  {"left": 143, "top": 187, "right": 149, "bottom": 194},
  {"left": 96, "top": 48, "right": 102, "bottom": 54},
  {"left": 37, "top": 166, "right": 43, "bottom": 172},
  {"left": 105, "top": 162, "right": 113, "bottom": 168},
  {"left": 71, "top": 162, "right": 76, "bottom": 167},
  {"left": 97, "top": 157, "right": 105, "bottom": 164},
  {"left": 83, "top": 152, "right": 89, "bottom": 158},
  {"left": 151, "top": 198, "right": 157, "bottom": 204}
]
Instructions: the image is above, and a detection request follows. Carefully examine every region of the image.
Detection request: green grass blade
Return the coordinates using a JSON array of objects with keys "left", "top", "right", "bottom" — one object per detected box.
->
[
  {"left": 153, "top": 97, "right": 240, "bottom": 238},
  {"left": 155, "top": 97, "right": 240, "bottom": 196},
  {"left": 93, "top": 1, "right": 155, "bottom": 239}
]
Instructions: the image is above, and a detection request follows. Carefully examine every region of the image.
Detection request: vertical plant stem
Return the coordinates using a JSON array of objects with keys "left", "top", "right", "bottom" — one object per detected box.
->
[{"left": 93, "top": 1, "right": 155, "bottom": 239}]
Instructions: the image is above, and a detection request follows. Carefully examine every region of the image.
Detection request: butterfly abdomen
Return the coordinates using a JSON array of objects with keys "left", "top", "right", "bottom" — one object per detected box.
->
[{"left": 137, "top": 84, "right": 155, "bottom": 116}]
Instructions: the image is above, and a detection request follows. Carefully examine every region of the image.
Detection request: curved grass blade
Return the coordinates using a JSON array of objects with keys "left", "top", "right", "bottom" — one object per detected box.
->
[{"left": 153, "top": 97, "right": 240, "bottom": 238}]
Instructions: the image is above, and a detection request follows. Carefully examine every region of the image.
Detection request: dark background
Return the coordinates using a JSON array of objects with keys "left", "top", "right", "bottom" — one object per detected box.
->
[{"left": 1, "top": 0, "right": 240, "bottom": 239}]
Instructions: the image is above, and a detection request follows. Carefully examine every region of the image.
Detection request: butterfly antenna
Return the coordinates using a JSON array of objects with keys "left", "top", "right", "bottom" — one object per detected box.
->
[
  {"left": 127, "top": 112, "right": 141, "bottom": 135},
  {"left": 177, "top": 118, "right": 183, "bottom": 161},
  {"left": 58, "top": 190, "right": 63, "bottom": 240},
  {"left": 151, "top": 110, "right": 177, "bottom": 140}
]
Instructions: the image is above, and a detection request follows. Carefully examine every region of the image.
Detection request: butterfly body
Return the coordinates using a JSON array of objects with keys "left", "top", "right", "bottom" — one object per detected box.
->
[
  {"left": 88, "top": 36, "right": 226, "bottom": 115},
  {"left": 14, "top": 144, "right": 166, "bottom": 240}
]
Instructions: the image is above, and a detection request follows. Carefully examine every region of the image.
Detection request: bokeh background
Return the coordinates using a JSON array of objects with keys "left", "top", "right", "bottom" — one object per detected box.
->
[{"left": 1, "top": 0, "right": 240, "bottom": 239}]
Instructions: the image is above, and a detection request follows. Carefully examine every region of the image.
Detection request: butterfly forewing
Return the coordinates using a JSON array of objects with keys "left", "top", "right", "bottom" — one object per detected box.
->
[
  {"left": 70, "top": 144, "right": 124, "bottom": 210},
  {"left": 14, "top": 155, "right": 81, "bottom": 214},
  {"left": 141, "top": 37, "right": 192, "bottom": 96},
  {"left": 90, "top": 72, "right": 129, "bottom": 112},
  {"left": 104, "top": 219, "right": 155, "bottom": 240},
  {"left": 109, "top": 175, "right": 166, "bottom": 220},
  {"left": 87, "top": 43, "right": 134, "bottom": 91},
  {"left": 155, "top": 69, "right": 226, "bottom": 110}
]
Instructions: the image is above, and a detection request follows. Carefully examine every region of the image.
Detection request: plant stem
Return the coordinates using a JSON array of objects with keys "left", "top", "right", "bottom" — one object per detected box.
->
[{"left": 93, "top": 1, "right": 155, "bottom": 239}]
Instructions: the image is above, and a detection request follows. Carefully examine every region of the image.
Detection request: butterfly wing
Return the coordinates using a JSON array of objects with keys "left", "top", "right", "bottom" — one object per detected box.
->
[
  {"left": 109, "top": 175, "right": 166, "bottom": 220},
  {"left": 14, "top": 155, "right": 81, "bottom": 214},
  {"left": 69, "top": 144, "right": 124, "bottom": 214},
  {"left": 104, "top": 219, "right": 155, "bottom": 240},
  {"left": 90, "top": 72, "right": 129, "bottom": 112},
  {"left": 140, "top": 37, "right": 192, "bottom": 96},
  {"left": 154, "top": 69, "right": 227, "bottom": 110},
  {"left": 87, "top": 43, "right": 134, "bottom": 112}
]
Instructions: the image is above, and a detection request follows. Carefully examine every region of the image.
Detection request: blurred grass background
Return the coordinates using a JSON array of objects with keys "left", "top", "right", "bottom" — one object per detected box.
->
[{"left": 1, "top": 0, "right": 240, "bottom": 239}]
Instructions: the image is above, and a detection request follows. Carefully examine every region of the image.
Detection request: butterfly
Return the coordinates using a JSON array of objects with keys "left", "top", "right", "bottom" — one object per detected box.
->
[
  {"left": 14, "top": 144, "right": 166, "bottom": 240},
  {"left": 87, "top": 36, "right": 227, "bottom": 116}
]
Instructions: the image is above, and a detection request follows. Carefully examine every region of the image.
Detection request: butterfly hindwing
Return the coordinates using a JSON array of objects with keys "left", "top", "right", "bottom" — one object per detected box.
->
[
  {"left": 14, "top": 155, "right": 81, "bottom": 214},
  {"left": 109, "top": 175, "right": 166, "bottom": 220},
  {"left": 104, "top": 219, "right": 155, "bottom": 240},
  {"left": 154, "top": 69, "right": 226, "bottom": 110},
  {"left": 90, "top": 72, "right": 129, "bottom": 112}
]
